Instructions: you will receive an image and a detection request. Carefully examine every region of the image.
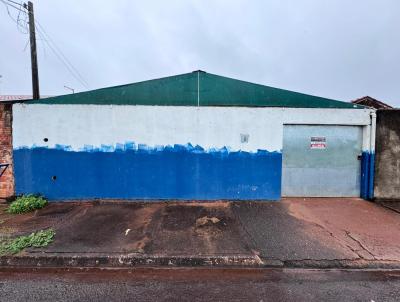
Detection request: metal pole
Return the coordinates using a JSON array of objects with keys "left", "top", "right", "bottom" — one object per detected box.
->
[{"left": 27, "top": 1, "right": 40, "bottom": 99}]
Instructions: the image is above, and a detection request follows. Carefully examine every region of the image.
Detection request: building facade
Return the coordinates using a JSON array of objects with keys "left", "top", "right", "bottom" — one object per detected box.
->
[{"left": 9, "top": 72, "right": 376, "bottom": 200}]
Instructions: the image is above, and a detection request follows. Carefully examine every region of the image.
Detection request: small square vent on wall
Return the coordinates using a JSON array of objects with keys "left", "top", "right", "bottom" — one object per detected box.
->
[{"left": 240, "top": 134, "right": 249, "bottom": 143}]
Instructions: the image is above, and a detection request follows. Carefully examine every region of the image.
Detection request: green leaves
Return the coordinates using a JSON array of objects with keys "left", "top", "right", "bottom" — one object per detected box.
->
[
  {"left": 7, "top": 195, "right": 48, "bottom": 214},
  {"left": 0, "top": 196, "right": 53, "bottom": 255},
  {"left": 0, "top": 229, "right": 55, "bottom": 255}
]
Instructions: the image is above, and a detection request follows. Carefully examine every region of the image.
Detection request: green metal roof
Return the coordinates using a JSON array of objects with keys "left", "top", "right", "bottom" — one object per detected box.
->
[{"left": 29, "top": 71, "right": 363, "bottom": 109}]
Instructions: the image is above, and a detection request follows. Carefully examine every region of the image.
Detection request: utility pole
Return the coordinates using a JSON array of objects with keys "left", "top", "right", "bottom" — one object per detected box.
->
[{"left": 25, "top": 1, "right": 40, "bottom": 99}]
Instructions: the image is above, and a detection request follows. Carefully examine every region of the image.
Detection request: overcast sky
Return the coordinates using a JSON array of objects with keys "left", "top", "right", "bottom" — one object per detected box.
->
[{"left": 1, "top": 0, "right": 399, "bottom": 106}]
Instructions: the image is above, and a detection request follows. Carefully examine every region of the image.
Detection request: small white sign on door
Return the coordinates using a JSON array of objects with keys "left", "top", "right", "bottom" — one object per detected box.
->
[{"left": 310, "top": 136, "right": 326, "bottom": 149}]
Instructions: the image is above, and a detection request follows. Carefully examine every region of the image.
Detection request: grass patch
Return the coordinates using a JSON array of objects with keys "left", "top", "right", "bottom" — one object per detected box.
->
[
  {"left": 7, "top": 195, "right": 48, "bottom": 214},
  {"left": 0, "top": 229, "right": 55, "bottom": 255}
]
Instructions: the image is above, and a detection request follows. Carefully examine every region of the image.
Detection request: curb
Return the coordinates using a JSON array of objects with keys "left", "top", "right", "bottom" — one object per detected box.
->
[
  {"left": 2, "top": 254, "right": 400, "bottom": 269},
  {"left": 0, "top": 254, "right": 264, "bottom": 268}
]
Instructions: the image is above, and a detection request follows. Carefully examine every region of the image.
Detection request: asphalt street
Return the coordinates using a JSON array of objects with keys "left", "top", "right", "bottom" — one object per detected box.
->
[{"left": 0, "top": 268, "right": 399, "bottom": 302}]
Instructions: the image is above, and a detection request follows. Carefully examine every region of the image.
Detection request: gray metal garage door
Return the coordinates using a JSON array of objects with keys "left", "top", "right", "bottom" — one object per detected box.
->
[{"left": 282, "top": 125, "right": 362, "bottom": 197}]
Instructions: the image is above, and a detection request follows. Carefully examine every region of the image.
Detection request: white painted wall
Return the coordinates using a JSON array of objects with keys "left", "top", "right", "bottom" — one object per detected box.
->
[{"left": 12, "top": 104, "right": 374, "bottom": 153}]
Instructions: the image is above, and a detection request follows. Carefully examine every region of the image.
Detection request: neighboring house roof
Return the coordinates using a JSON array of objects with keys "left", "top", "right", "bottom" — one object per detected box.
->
[
  {"left": 0, "top": 95, "right": 52, "bottom": 103},
  {"left": 27, "top": 71, "right": 363, "bottom": 109},
  {"left": 0, "top": 95, "right": 34, "bottom": 102},
  {"left": 352, "top": 96, "right": 393, "bottom": 109}
]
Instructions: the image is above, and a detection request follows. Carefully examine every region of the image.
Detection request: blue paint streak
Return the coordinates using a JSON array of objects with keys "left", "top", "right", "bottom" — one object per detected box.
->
[
  {"left": 13, "top": 145, "right": 282, "bottom": 200},
  {"left": 368, "top": 152, "right": 375, "bottom": 200},
  {"left": 360, "top": 151, "right": 375, "bottom": 200},
  {"left": 360, "top": 152, "right": 369, "bottom": 199}
]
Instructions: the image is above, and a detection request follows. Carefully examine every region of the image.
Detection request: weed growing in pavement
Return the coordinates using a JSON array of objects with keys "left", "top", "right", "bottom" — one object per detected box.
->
[
  {"left": 7, "top": 194, "right": 48, "bottom": 214},
  {"left": 0, "top": 229, "right": 55, "bottom": 255}
]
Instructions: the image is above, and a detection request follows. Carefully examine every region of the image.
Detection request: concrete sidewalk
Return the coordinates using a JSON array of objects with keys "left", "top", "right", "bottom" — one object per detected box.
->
[{"left": 1, "top": 198, "right": 400, "bottom": 269}]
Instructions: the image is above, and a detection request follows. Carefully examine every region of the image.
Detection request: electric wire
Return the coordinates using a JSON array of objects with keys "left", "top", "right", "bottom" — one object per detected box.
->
[
  {"left": 15, "top": 1, "right": 28, "bottom": 34},
  {"left": 1, "top": 0, "right": 28, "bottom": 37},
  {"left": 0, "top": 0, "right": 25, "bottom": 13},
  {"left": 35, "top": 21, "right": 89, "bottom": 89},
  {"left": 0, "top": 0, "right": 24, "bottom": 27},
  {"left": 2, "top": 0, "right": 22, "bottom": 6},
  {"left": 33, "top": 23, "right": 47, "bottom": 57},
  {"left": 1, "top": 0, "right": 89, "bottom": 89}
]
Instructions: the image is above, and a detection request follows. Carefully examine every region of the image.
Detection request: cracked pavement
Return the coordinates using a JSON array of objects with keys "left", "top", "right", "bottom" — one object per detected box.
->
[{"left": 1, "top": 198, "right": 400, "bottom": 268}]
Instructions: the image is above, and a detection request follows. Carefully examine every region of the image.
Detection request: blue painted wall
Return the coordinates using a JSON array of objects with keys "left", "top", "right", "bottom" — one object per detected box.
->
[
  {"left": 360, "top": 151, "right": 375, "bottom": 200},
  {"left": 13, "top": 144, "right": 282, "bottom": 200}
]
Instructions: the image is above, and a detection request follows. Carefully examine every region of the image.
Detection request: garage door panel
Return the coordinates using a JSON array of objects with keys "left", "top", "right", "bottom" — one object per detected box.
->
[
  {"left": 283, "top": 167, "right": 361, "bottom": 197},
  {"left": 282, "top": 125, "right": 362, "bottom": 197}
]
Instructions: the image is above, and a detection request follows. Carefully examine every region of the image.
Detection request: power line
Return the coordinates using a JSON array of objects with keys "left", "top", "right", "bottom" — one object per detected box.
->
[
  {"left": 16, "top": 1, "right": 28, "bottom": 34},
  {"left": 35, "top": 21, "right": 89, "bottom": 89},
  {"left": 0, "top": 0, "right": 25, "bottom": 13},
  {"left": 32, "top": 24, "right": 47, "bottom": 56},
  {"left": 1, "top": 0, "right": 89, "bottom": 90},
  {"left": 0, "top": 0, "right": 25, "bottom": 28},
  {"left": 38, "top": 21, "right": 89, "bottom": 88},
  {"left": 1, "top": 0, "right": 28, "bottom": 35},
  {"left": 3, "top": 0, "right": 22, "bottom": 6}
]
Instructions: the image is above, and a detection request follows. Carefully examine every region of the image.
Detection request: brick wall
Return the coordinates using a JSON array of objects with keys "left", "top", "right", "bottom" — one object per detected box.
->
[{"left": 0, "top": 103, "right": 14, "bottom": 199}]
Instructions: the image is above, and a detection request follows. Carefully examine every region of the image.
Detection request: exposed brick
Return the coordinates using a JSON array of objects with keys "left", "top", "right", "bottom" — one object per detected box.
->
[{"left": 0, "top": 103, "right": 14, "bottom": 198}]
